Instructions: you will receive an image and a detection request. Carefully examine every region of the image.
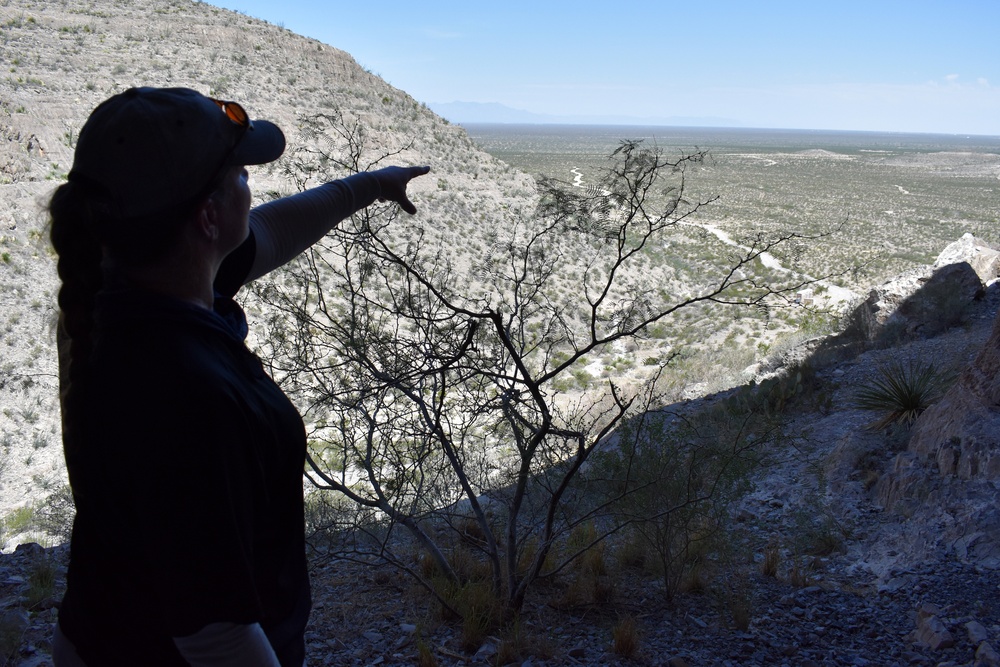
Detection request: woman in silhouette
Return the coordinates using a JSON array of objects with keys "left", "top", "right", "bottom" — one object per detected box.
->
[{"left": 49, "top": 87, "right": 428, "bottom": 666}]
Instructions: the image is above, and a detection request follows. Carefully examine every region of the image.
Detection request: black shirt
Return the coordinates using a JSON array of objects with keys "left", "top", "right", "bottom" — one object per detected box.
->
[{"left": 59, "top": 235, "right": 309, "bottom": 665}]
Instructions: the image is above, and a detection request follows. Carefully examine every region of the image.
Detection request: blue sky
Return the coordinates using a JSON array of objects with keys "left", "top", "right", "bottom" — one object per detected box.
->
[{"left": 209, "top": 1, "right": 1000, "bottom": 135}]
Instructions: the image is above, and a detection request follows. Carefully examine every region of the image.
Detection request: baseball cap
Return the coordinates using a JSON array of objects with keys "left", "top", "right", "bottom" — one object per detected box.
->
[{"left": 67, "top": 87, "right": 285, "bottom": 221}]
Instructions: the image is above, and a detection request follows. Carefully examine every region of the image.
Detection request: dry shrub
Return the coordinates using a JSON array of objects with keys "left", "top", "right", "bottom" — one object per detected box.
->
[
  {"left": 416, "top": 639, "right": 438, "bottom": 667},
  {"left": 616, "top": 533, "right": 648, "bottom": 570},
  {"left": 595, "top": 576, "right": 616, "bottom": 604},
  {"left": 788, "top": 560, "right": 810, "bottom": 588},
  {"left": 731, "top": 596, "right": 752, "bottom": 631},
  {"left": 418, "top": 549, "right": 439, "bottom": 580},
  {"left": 25, "top": 556, "right": 58, "bottom": 610},
  {"left": 517, "top": 536, "right": 558, "bottom": 581},
  {"left": 594, "top": 397, "right": 773, "bottom": 602},
  {"left": 456, "top": 514, "right": 496, "bottom": 549},
  {"left": 678, "top": 560, "right": 708, "bottom": 596},
  {"left": 761, "top": 543, "right": 780, "bottom": 578},
  {"left": 716, "top": 569, "right": 753, "bottom": 631},
  {"left": 612, "top": 615, "right": 640, "bottom": 658},
  {"left": 452, "top": 581, "right": 501, "bottom": 652},
  {"left": 496, "top": 618, "right": 554, "bottom": 665},
  {"left": 556, "top": 571, "right": 593, "bottom": 608},
  {"left": 567, "top": 522, "right": 606, "bottom": 576}
]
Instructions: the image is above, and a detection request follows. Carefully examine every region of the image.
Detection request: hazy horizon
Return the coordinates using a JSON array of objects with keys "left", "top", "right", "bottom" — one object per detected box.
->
[
  {"left": 446, "top": 111, "right": 1000, "bottom": 140},
  {"left": 207, "top": 0, "right": 1000, "bottom": 137}
]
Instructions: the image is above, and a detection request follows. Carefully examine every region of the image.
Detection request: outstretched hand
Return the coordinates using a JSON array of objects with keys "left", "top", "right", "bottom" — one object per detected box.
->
[{"left": 372, "top": 165, "right": 431, "bottom": 215}]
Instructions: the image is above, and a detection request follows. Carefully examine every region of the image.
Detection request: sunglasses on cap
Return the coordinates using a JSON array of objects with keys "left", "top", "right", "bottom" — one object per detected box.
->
[{"left": 211, "top": 98, "right": 252, "bottom": 130}]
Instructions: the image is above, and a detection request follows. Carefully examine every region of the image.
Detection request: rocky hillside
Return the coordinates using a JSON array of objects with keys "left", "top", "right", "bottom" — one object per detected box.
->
[
  {"left": 0, "top": 0, "right": 535, "bottom": 526},
  {"left": 1, "top": 0, "right": 999, "bottom": 578}
]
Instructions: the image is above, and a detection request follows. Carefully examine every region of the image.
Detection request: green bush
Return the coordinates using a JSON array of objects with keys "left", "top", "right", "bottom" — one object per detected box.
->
[{"left": 1, "top": 506, "right": 34, "bottom": 542}]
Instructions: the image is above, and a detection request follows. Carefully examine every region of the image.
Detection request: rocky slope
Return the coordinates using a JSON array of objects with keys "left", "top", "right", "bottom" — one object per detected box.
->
[
  {"left": 0, "top": 0, "right": 534, "bottom": 526},
  {"left": 3, "top": 251, "right": 1000, "bottom": 666}
]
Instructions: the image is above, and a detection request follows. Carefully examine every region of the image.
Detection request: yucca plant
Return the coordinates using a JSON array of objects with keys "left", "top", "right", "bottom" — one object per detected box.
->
[{"left": 853, "top": 358, "right": 953, "bottom": 430}]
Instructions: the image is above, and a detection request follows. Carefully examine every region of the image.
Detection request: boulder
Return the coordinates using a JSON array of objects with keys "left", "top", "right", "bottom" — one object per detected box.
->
[
  {"left": 897, "top": 262, "right": 983, "bottom": 332},
  {"left": 934, "top": 233, "right": 1000, "bottom": 284},
  {"left": 845, "top": 234, "right": 997, "bottom": 342},
  {"left": 978, "top": 642, "right": 1000, "bottom": 667},
  {"left": 914, "top": 603, "right": 955, "bottom": 650},
  {"left": 846, "top": 266, "right": 926, "bottom": 339},
  {"left": 967, "top": 620, "right": 990, "bottom": 645}
]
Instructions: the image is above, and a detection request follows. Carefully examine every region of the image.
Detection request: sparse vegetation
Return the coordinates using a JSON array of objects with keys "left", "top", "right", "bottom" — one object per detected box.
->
[
  {"left": 1, "top": 506, "right": 34, "bottom": 542},
  {"left": 471, "top": 126, "right": 1000, "bottom": 296},
  {"left": 612, "top": 615, "right": 640, "bottom": 658},
  {"left": 25, "top": 556, "right": 58, "bottom": 609},
  {"left": 594, "top": 388, "right": 776, "bottom": 601}
]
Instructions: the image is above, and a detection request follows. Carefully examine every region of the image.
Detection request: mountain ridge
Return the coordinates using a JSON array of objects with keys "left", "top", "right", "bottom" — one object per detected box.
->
[{"left": 0, "top": 0, "right": 536, "bottom": 524}]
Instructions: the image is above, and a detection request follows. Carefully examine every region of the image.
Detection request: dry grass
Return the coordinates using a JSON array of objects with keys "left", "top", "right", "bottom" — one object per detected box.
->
[
  {"left": 612, "top": 615, "right": 640, "bottom": 658},
  {"left": 761, "top": 543, "right": 780, "bottom": 578},
  {"left": 416, "top": 639, "right": 438, "bottom": 667},
  {"left": 788, "top": 560, "right": 811, "bottom": 588}
]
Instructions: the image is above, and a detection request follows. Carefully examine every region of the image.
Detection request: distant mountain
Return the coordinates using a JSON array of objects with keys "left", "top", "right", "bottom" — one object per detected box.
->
[{"left": 428, "top": 101, "right": 744, "bottom": 127}]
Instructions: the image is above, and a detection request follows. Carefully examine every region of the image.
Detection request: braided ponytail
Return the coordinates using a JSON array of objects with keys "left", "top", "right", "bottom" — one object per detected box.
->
[{"left": 49, "top": 182, "right": 104, "bottom": 464}]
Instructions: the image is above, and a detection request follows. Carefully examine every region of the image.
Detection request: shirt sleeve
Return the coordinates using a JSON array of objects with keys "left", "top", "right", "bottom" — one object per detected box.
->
[
  {"left": 173, "top": 622, "right": 281, "bottom": 667},
  {"left": 214, "top": 172, "right": 382, "bottom": 294},
  {"left": 243, "top": 172, "right": 383, "bottom": 284}
]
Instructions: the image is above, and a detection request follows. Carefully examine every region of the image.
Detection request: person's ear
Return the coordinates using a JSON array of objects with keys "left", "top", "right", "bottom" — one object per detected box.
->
[{"left": 194, "top": 196, "right": 220, "bottom": 241}]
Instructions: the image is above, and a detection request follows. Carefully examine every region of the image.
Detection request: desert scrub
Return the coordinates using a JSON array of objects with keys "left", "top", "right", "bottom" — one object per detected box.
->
[
  {"left": 593, "top": 394, "right": 775, "bottom": 600},
  {"left": 853, "top": 357, "right": 954, "bottom": 430},
  {"left": 1, "top": 506, "right": 34, "bottom": 542},
  {"left": 34, "top": 485, "right": 76, "bottom": 543},
  {"left": 25, "top": 556, "right": 59, "bottom": 609}
]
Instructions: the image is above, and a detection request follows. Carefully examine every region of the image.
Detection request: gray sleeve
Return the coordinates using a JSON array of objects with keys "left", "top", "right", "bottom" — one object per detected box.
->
[
  {"left": 173, "top": 622, "right": 282, "bottom": 667},
  {"left": 244, "top": 172, "right": 382, "bottom": 284}
]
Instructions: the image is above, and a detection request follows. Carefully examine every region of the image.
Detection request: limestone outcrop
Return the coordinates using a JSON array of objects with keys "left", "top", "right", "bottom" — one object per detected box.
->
[
  {"left": 847, "top": 234, "right": 1000, "bottom": 341},
  {"left": 933, "top": 232, "right": 1000, "bottom": 281}
]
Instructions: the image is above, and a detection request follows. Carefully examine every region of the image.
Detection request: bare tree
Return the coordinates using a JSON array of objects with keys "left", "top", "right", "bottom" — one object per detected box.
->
[{"left": 250, "top": 116, "right": 831, "bottom": 619}]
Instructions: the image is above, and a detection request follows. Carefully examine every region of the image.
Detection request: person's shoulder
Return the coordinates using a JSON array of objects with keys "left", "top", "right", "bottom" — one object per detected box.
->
[{"left": 92, "top": 316, "right": 243, "bottom": 402}]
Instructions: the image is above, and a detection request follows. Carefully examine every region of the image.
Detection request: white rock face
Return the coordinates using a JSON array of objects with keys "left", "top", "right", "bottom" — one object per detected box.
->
[{"left": 847, "top": 234, "right": 997, "bottom": 341}]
